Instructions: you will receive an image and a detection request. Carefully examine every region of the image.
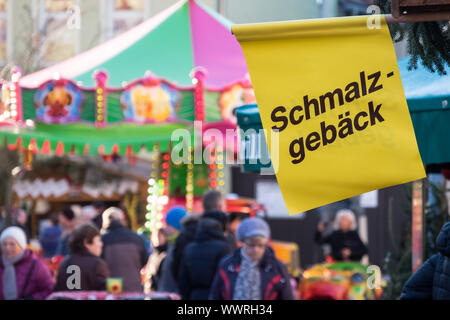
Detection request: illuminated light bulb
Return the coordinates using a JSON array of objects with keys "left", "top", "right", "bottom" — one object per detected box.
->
[
  {"left": 145, "top": 213, "right": 151, "bottom": 219},
  {"left": 4, "top": 111, "right": 10, "bottom": 118},
  {"left": 10, "top": 91, "right": 16, "bottom": 97},
  {"left": 156, "top": 222, "right": 163, "bottom": 229},
  {"left": 148, "top": 179, "right": 155, "bottom": 185},
  {"left": 97, "top": 88, "right": 103, "bottom": 94},
  {"left": 218, "top": 172, "right": 224, "bottom": 178},
  {"left": 217, "top": 164, "right": 224, "bottom": 169},
  {"left": 11, "top": 110, "right": 17, "bottom": 117},
  {"left": 146, "top": 204, "right": 152, "bottom": 211},
  {"left": 97, "top": 96, "right": 103, "bottom": 101},
  {"left": 160, "top": 196, "right": 168, "bottom": 205},
  {"left": 192, "top": 78, "right": 198, "bottom": 85},
  {"left": 219, "top": 181, "right": 225, "bottom": 186},
  {"left": 145, "top": 222, "right": 151, "bottom": 228},
  {"left": 157, "top": 213, "right": 163, "bottom": 220},
  {"left": 10, "top": 98, "right": 16, "bottom": 104}
]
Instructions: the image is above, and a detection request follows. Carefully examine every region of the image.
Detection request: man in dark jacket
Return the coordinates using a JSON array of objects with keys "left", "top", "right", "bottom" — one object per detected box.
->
[
  {"left": 401, "top": 222, "right": 450, "bottom": 300},
  {"left": 178, "top": 213, "right": 231, "bottom": 300},
  {"left": 170, "top": 213, "right": 200, "bottom": 286},
  {"left": 209, "top": 217, "right": 294, "bottom": 300},
  {"left": 171, "top": 190, "right": 235, "bottom": 282},
  {"left": 101, "top": 207, "right": 148, "bottom": 292}
]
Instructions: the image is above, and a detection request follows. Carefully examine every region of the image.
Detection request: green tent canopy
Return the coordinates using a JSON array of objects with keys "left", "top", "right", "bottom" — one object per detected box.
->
[{"left": 399, "top": 57, "right": 450, "bottom": 165}]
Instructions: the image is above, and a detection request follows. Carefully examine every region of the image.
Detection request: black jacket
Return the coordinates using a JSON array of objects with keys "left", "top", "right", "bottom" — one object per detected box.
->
[
  {"left": 401, "top": 222, "right": 450, "bottom": 300},
  {"left": 171, "top": 215, "right": 200, "bottom": 281},
  {"left": 315, "top": 229, "right": 367, "bottom": 261},
  {"left": 179, "top": 218, "right": 231, "bottom": 300},
  {"left": 55, "top": 249, "right": 110, "bottom": 291},
  {"left": 209, "top": 246, "right": 294, "bottom": 300},
  {"left": 101, "top": 221, "right": 148, "bottom": 292}
]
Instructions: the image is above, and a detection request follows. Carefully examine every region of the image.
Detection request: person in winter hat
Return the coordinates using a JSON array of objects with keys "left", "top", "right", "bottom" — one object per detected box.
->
[
  {"left": 236, "top": 217, "right": 271, "bottom": 243},
  {"left": 153, "top": 206, "right": 187, "bottom": 292},
  {"left": 401, "top": 222, "right": 450, "bottom": 299},
  {"left": 165, "top": 206, "right": 187, "bottom": 233},
  {"left": 210, "top": 217, "right": 294, "bottom": 300},
  {"left": 0, "top": 227, "right": 54, "bottom": 299}
]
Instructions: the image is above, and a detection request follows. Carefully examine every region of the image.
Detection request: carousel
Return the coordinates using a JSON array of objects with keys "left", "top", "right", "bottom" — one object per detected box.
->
[{"left": 0, "top": 0, "right": 257, "bottom": 237}]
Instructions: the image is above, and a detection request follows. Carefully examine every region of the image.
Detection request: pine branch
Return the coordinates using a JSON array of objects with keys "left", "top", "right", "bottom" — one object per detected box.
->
[{"left": 375, "top": 0, "right": 450, "bottom": 75}]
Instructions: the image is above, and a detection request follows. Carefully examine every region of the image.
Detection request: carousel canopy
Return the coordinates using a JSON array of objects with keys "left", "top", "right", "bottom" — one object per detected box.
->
[
  {"left": 0, "top": 0, "right": 256, "bottom": 156},
  {"left": 20, "top": 0, "right": 248, "bottom": 88}
]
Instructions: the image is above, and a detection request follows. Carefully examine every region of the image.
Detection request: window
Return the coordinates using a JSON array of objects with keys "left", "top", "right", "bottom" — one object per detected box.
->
[
  {"left": 107, "top": 0, "right": 145, "bottom": 39},
  {"left": 0, "top": 0, "right": 7, "bottom": 65},
  {"left": 40, "top": 0, "right": 77, "bottom": 64}
]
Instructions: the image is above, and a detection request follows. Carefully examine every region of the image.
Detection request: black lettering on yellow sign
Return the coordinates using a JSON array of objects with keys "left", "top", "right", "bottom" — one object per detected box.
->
[
  {"left": 269, "top": 70, "right": 392, "bottom": 164},
  {"left": 289, "top": 102, "right": 384, "bottom": 164}
]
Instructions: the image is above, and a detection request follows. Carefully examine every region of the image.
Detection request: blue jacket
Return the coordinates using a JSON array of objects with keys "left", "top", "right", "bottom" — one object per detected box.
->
[{"left": 401, "top": 222, "right": 450, "bottom": 300}]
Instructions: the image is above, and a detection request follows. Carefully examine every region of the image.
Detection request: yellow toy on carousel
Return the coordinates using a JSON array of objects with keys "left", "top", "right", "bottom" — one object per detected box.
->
[
  {"left": 131, "top": 85, "right": 172, "bottom": 123},
  {"left": 299, "top": 262, "right": 384, "bottom": 300}
]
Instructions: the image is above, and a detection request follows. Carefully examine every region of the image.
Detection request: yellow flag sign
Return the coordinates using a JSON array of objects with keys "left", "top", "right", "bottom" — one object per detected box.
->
[{"left": 232, "top": 15, "right": 426, "bottom": 215}]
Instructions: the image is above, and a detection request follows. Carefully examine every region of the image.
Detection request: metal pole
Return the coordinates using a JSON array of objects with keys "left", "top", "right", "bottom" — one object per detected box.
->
[{"left": 411, "top": 179, "right": 425, "bottom": 273}]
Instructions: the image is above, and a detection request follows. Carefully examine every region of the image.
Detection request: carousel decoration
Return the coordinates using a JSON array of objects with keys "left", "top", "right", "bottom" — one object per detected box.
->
[
  {"left": 185, "top": 146, "right": 194, "bottom": 213},
  {"left": 0, "top": 67, "right": 22, "bottom": 123},
  {"left": 0, "top": 0, "right": 255, "bottom": 233},
  {"left": 34, "top": 76, "right": 83, "bottom": 124},
  {"left": 120, "top": 72, "right": 180, "bottom": 123},
  {"left": 94, "top": 71, "right": 108, "bottom": 129},
  {"left": 219, "top": 75, "right": 256, "bottom": 124}
]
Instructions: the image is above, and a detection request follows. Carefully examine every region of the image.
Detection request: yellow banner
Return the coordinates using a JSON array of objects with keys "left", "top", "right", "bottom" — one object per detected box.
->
[{"left": 232, "top": 15, "right": 426, "bottom": 215}]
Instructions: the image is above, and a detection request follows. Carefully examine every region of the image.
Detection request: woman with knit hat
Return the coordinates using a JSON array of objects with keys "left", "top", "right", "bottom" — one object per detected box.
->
[
  {"left": 0, "top": 226, "right": 54, "bottom": 299},
  {"left": 209, "top": 217, "right": 294, "bottom": 300}
]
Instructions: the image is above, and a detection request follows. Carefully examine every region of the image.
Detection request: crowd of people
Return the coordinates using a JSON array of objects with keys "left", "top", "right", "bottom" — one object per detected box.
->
[
  {"left": 1, "top": 189, "right": 448, "bottom": 300},
  {"left": 0, "top": 190, "right": 294, "bottom": 300}
]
